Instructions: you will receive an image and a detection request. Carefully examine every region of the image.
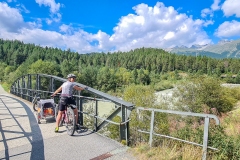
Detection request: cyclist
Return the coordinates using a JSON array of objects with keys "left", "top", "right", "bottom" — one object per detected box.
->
[{"left": 51, "top": 73, "right": 86, "bottom": 133}]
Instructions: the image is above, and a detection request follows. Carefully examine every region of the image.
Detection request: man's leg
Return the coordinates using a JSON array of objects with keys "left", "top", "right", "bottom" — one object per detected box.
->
[
  {"left": 55, "top": 111, "right": 63, "bottom": 132},
  {"left": 56, "top": 111, "right": 63, "bottom": 127},
  {"left": 55, "top": 98, "right": 65, "bottom": 132}
]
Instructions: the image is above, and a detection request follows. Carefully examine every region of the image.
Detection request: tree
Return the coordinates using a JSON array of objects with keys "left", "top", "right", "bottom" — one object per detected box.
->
[
  {"left": 97, "top": 67, "right": 117, "bottom": 92},
  {"left": 132, "top": 69, "right": 138, "bottom": 84},
  {"left": 79, "top": 65, "right": 98, "bottom": 87},
  {"left": 28, "top": 60, "right": 60, "bottom": 75},
  {"left": 60, "top": 59, "right": 75, "bottom": 77},
  {"left": 0, "top": 62, "right": 7, "bottom": 80}
]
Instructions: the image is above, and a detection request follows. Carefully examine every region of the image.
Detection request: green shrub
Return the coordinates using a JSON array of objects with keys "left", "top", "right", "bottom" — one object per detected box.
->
[
  {"left": 173, "top": 76, "right": 235, "bottom": 114},
  {"left": 154, "top": 80, "right": 174, "bottom": 91},
  {"left": 208, "top": 126, "right": 236, "bottom": 159}
]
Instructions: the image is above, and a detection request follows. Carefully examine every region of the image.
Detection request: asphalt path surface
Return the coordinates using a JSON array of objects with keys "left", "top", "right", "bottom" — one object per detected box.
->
[{"left": 0, "top": 85, "right": 135, "bottom": 160}]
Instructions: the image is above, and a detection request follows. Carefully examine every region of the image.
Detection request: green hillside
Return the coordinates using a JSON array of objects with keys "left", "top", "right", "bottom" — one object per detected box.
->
[{"left": 1, "top": 38, "right": 240, "bottom": 93}]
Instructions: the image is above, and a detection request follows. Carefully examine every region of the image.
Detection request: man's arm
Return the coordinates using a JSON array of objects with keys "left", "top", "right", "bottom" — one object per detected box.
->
[
  {"left": 52, "top": 86, "right": 62, "bottom": 96},
  {"left": 73, "top": 85, "right": 87, "bottom": 91}
]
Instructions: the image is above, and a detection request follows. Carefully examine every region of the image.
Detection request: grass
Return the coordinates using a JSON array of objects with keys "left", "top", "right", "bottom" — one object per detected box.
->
[
  {"left": 0, "top": 82, "right": 10, "bottom": 92},
  {"left": 221, "top": 101, "right": 240, "bottom": 137},
  {"left": 130, "top": 142, "right": 202, "bottom": 160}
]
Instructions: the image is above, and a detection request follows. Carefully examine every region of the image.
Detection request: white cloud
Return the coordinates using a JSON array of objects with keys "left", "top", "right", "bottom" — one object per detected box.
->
[
  {"left": 215, "top": 20, "right": 240, "bottom": 37},
  {"left": 203, "top": 20, "right": 214, "bottom": 27},
  {"left": 110, "top": 2, "right": 211, "bottom": 51},
  {"left": 221, "top": 0, "right": 240, "bottom": 17},
  {"left": 201, "top": 8, "right": 213, "bottom": 18},
  {"left": 35, "top": 0, "right": 62, "bottom": 23},
  {"left": 59, "top": 24, "right": 71, "bottom": 33},
  {"left": 211, "top": 0, "right": 221, "bottom": 11},
  {"left": 0, "top": 2, "right": 25, "bottom": 32},
  {"left": 35, "top": 0, "right": 60, "bottom": 14},
  {"left": 201, "top": 0, "right": 220, "bottom": 18},
  {"left": 59, "top": 24, "right": 76, "bottom": 35},
  {"left": 16, "top": 4, "right": 30, "bottom": 13},
  {"left": 0, "top": 2, "right": 213, "bottom": 53},
  {"left": 164, "top": 32, "right": 175, "bottom": 40}
]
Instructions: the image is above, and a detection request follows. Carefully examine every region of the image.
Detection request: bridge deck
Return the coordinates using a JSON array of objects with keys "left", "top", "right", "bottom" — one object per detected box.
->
[{"left": 0, "top": 85, "right": 135, "bottom": 160}]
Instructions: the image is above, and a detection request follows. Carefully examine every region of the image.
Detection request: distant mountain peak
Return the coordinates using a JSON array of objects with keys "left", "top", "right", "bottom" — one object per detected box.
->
[
  {"left": 170, "top": 44, "right": 210, "bottom": 50},
  {"left": 190, "top": 44, "right": 209, "bottom": 49},
  {"left": 167, "top": 39, "right": 240, "bottom": 59},
  {"left": 172, "top": 45, "right": 188, "bottom": 49},
  {"left": 218, "top": 39, "right": 233, "bottom": 44}
]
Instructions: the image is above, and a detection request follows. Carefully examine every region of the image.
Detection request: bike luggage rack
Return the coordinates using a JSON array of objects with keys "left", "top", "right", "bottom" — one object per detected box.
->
[{"left": 136, "top": 107, "right": 220, "bottom": 160}]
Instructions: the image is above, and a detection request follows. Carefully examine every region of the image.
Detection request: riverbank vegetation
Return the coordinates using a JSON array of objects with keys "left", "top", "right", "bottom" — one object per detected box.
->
[{"left": 122, "top": 77, "right": 240, "bottom": 159}]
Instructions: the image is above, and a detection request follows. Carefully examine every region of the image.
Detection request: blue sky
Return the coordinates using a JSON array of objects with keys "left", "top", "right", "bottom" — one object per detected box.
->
[{"left": 0, "top": 0, "right": 240, "bottom": 53}]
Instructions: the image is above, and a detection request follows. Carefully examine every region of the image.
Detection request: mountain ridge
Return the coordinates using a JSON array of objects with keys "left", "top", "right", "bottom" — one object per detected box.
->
[{"left": 166, "top": 39, "right": 240, "bottom": 59}]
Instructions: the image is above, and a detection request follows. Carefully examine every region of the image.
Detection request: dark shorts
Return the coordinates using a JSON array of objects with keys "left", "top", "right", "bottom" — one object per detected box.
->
[{"left": 59, "top": 97, "right": 76, "bottom": 111}]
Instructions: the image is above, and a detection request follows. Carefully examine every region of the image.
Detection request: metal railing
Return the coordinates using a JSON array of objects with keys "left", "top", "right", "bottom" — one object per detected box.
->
[
  {"left": 10, "top": 73, "right": 221, "bottom": 159},
  {"left": 10, "top": 74, "right": 134, "bottom": 144},
  {"left": 137, "top": 107, "right": 220, "bottom": 160}
]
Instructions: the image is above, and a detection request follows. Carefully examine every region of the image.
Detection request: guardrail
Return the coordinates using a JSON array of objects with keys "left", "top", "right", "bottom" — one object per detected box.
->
[
  {"left": 137, "top": 107, "right": 220, "bottom": 160},
  {"left": 10, "top": 73, "right": 221, "bottom": 158},
  {"left": 10, "top": 74, "right": 134, "bottom": 144}
]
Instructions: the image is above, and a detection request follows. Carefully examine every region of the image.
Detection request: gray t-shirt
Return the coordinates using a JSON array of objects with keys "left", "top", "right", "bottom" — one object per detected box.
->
[{"left": 61, "top": 81, "right": 75, "bottom": 97}]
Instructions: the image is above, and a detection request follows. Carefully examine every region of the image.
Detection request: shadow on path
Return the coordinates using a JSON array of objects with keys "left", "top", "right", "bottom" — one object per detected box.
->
[{"left": 0, "top": 95, "right": 45, "bottom": 160}]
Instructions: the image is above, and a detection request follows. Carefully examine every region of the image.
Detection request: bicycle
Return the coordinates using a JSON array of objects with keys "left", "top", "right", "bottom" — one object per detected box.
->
[
  {"left": 55, "top": 102, "right": 76, "bottom": 136},
  {"left": 32, "top": 92, "right": 41, "bottom": 111}
]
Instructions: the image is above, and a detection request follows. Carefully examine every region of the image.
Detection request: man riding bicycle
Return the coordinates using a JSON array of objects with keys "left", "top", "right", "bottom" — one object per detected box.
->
[{"left": 51, "top": 73, "right": 86, "bottom": 132}]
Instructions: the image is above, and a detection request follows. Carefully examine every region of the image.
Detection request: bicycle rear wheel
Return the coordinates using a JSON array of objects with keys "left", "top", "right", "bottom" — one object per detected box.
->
[
  {"left": 33, "top": 101, "right": 38, "bottom": 111},
  {"left": 66, "top": 107, "right": 75, "bottom": 136}
]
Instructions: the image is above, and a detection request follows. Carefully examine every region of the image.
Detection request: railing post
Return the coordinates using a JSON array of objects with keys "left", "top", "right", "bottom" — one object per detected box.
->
[
  {"left": 28, "top": 74, "right": 32, "bottom": 101},
  {"left": 95, "top": 100, "right": 98, "bottom": 131},
  {"left": 78, "top": 96, "right": 83, "bottom": 126},
  {"left": 22, "top": 76, "right": 26, "bottom": 99},
  {"left": 50, "top": 77, "right": 55, "bottom": 93},
  {"left": 27, "top": 75, "right": 29, "bottom": 101},
  {"left": 14, "top": 82, "right": 17, "bottom": 94},
  {"left": 120, "top": 105, "right": 129, "bottom": 144},
  {"left": 202, "top": 117, "right": 210, "bottom": 160},
  {"left": 36, "top": 74, "right": 41, "bottom": 91},
  {"left": 149, "top": 110, "right": 155, "bottom": 147},
  {"left": 17, "top": 79, "right": 20, "bottom": 97},
  {"left": 25, "top": 76, "right": 27, "bottom": 99}
]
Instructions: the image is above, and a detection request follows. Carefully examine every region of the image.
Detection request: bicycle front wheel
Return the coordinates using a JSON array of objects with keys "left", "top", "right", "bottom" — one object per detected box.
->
[{"left": 66, "top": 107, "right": 75, "bottom": 136}]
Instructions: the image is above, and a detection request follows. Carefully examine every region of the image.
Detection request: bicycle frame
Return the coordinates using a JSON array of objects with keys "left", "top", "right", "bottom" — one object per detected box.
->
[{"left": 62, "top": 108, "right": 68, "bottom": 123}]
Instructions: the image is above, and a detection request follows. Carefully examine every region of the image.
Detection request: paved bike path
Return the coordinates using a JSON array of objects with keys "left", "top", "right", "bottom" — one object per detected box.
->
[{"left": 0, "top": 85, "right": 135, "bottom": 160}]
